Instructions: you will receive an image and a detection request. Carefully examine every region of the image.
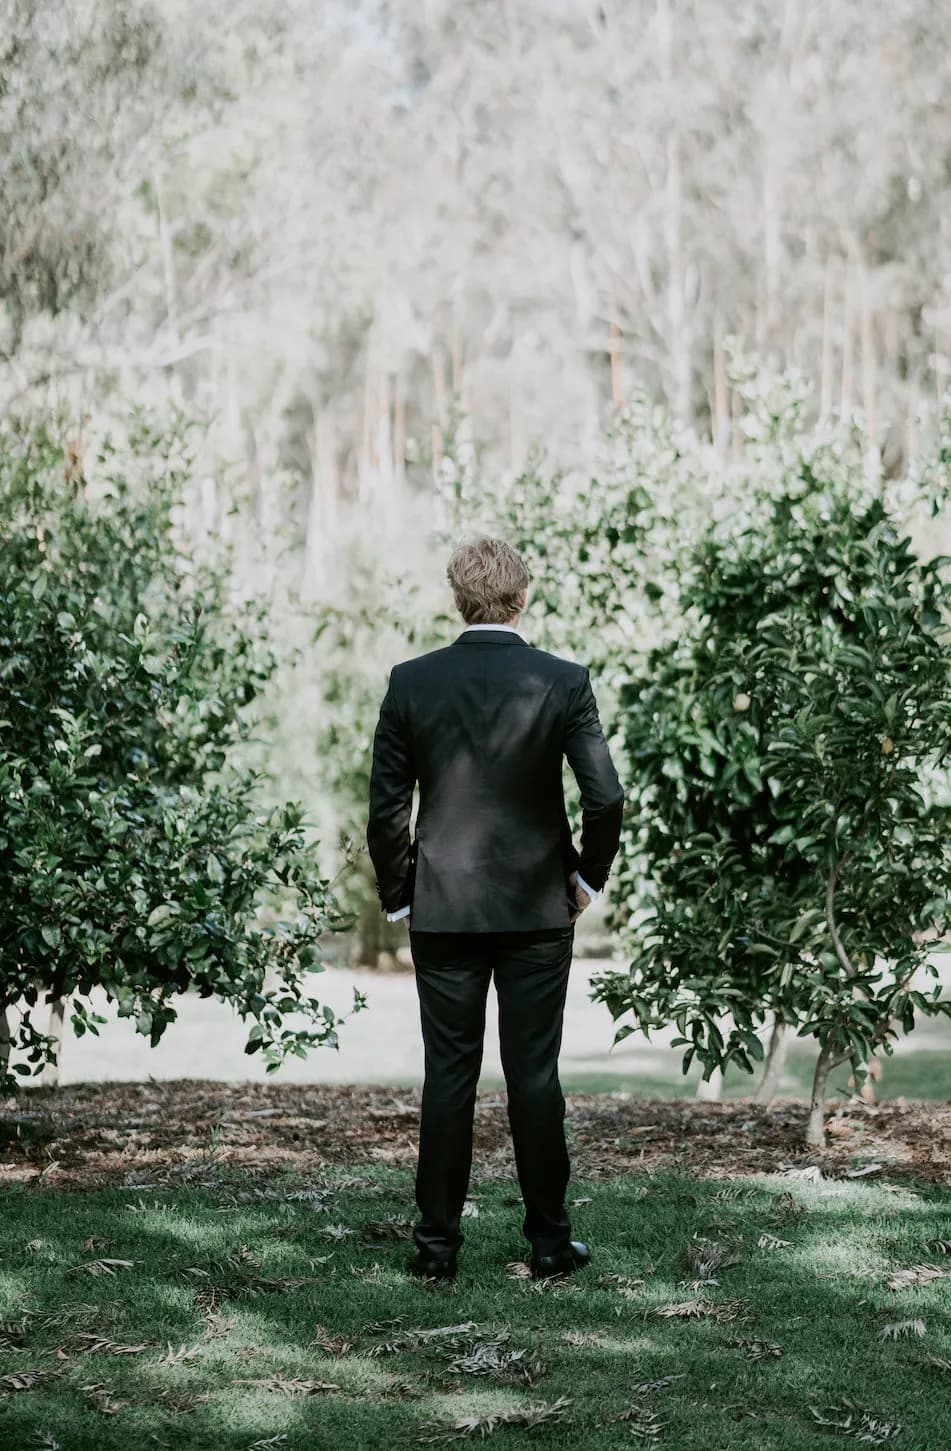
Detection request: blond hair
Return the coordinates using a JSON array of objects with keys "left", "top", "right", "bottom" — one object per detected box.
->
[{"left": 446, "top": 537, "right": 530, "bottom": 625}]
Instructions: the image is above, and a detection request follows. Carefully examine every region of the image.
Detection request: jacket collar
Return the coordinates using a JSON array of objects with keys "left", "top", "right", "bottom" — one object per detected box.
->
[{"left": 453, "top": 627, "right": 530, "bottom": 647}]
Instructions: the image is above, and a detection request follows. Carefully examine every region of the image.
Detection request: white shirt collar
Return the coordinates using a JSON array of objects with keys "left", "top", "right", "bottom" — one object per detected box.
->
[{"left": 463, "top": 623, "right": 521, "bottom": 636}]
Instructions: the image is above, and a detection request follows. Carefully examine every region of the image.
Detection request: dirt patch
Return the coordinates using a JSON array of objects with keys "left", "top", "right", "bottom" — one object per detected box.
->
[{"left": 1, "top": 1081, "right": 948, "bottom": 1190}]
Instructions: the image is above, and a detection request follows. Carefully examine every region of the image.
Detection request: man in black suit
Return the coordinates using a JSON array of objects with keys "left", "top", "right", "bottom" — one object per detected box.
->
[{"left": 367, "top": 537, "right": 624, "bottom": 1281}]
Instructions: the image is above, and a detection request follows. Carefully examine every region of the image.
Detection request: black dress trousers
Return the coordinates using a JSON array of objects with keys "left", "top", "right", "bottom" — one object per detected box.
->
[{"left": 409, "top": 924, "right": 574, "bottom": 1260}]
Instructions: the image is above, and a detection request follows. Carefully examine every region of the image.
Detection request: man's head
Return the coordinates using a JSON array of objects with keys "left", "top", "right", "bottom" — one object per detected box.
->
[{"left": 446, "top": 537, "right": 530, "bottom": 625}]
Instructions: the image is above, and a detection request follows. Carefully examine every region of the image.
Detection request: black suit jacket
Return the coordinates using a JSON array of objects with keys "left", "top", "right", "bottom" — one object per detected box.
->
[{"left": 366, "top": 628, "right": 624, "bottom": 932}]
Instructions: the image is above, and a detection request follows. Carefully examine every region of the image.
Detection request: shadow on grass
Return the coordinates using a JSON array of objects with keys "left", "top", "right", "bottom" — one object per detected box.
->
[{"left": 0, "top": 1164, "right": 949, "bottom": 1451}]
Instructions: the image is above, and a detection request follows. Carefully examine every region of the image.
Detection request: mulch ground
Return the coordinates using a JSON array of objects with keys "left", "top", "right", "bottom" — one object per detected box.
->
[{"left": 2, "top": 1081, "right": 949, "bottom": 1190}]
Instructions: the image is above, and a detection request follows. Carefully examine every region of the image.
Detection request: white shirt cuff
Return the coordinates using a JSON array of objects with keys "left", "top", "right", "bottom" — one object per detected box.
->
[
  {"left": 575, "top": 872, "right": 601, "bottom": 904},
  {"left": 386, "top": 905, "right": 411, "bottom": 922}
]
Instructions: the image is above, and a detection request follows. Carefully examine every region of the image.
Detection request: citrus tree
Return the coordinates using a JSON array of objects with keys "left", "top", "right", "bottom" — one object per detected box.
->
[
  {"left": 594, "top": 429, "right": 951, "bottom": 1145},
  {"left": 445, "top": 364, "right": 951, "bottom": 1145},
  {"left": 0, "top": 415, "right": 358, "bottom": 1090}
]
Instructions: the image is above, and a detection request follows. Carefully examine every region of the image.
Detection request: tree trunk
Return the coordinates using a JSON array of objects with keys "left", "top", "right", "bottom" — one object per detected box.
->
[
  {"left": 657, "top": 0, "right": 690, "bottom": 419},
  {"left": 609, "top": 313, "right": 624, "bottom": 408},
  {"left": 304, "top": 411, "right": 340, "bottom": 592},
  {"left": 806, "top": 1040, "right": 848, "bottom": 1148},
  {"left": 840, "top": 268, "right": 854, "bottom": 409},
  {"left": 354, "top": 899, "right": 384, "bottom": 969},
  {"left": 859, "top": 263, "right": 877, "bottom": 453},
  {"left": 41, "top": 997, "right": 66, "bottom": 1089},
  {"left": 712, "top": 331, "right": 729, "bottom": 452},
  {"left": 355, "top": 900, "right": 404, "bottom": 969},
  {"left": 819, "top": 260, "right": 834, "bottom": 422},
  {"left": 0, "top": 1007, "right": 11, "bottom": 1082},
  {"left": 393, "top": 369, "right": 406, "bottom": 490},
  {"left": 696, "top": 1065, "right": 723, "bottom": 1102},
  {"left": 755, "top": 1016, "right": 789, "bottom": 1105}
]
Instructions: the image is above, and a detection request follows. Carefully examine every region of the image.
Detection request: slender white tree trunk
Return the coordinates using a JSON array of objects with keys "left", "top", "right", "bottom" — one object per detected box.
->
[
  {"left": 755, "top": 1016, "right": 789, "bottom": 1106},
  {"left": 41, "top": 998, "right": 66, "bottom": 1089},
  {"left": 712, "top": 331, "right": 729, "bottom": 452},
  {"left": 859, "top": 263, "right": 878, "bottom": 453},
  {"left": 807, "top": 1040, "right": 848, "bottom": 1148},
  {"left": 819, "top": 261, "right": 834, "bottom": 422},
  {"left": 696, "top": 1066, "right": 723, "bottom": 1102}
]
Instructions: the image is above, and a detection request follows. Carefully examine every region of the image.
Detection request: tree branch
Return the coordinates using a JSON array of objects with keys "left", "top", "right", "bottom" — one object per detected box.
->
[{"left": 825, "top": 859, "right": 857, "bottom": 979}]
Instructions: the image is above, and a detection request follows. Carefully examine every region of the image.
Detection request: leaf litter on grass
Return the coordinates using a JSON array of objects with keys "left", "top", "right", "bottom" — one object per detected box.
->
[
  {"left": 68, "top": 1332, "right": 154, "bottom": 1356},
  {"left": 313, "top": 1323, "right": 355, "bottom": 1356},
  {"left": 683, "top": 1236, "right": 741, "bottom": 1283},
  {"left": 878, "top": 1319, "right": 927, "bottom": 1340},
  {"left": 236, "top": 1376, "right": 342, "bottom": 1396},
  {"left": 446, "top": 1337, "right": 546, "bottom": 1388},
  {"left": 80, "top": 1381, "right": 125, "bottom": 1415},
  {"left": 4, "top": 1094, "right": 950, "bottom": 1450},
  {"left": 67, "top": 1257, "right": 135, "bottom": 1277},
  {"left": 810, "top": 1400, "right": 902, "bottom": 1445},
  {"left": 608, "top": 1403, "right": 665, "bottom": 1441},
  {"left": 757, "top": 1232, "right": 793, "bottom": 1250},
  {"left": 416, "top": 1395, "right": 573, "bottom": 1443},
  {"left": 727, "top": 1337, "right": 783, "bottom": 1361},
  {"left": 885, "top": 1263, "right": 948, "bottom": 1291},
  {"left": 0, "top": 1367, "right": 64, "bottom": 1394},
  {"left": 598, "top": 1272, "right": 647, "bottom": 1297},
  {"left": 603, "top": 1371, "right": 686, "bottom": 1443},
  {"left": 653, "top": 1297, "right": 750, "bottom": 1324}
]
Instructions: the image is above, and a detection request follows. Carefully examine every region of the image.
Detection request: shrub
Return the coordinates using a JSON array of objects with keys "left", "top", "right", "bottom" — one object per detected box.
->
[{"left": 0, "top": 415, "right": 358, "bottom": 1089}]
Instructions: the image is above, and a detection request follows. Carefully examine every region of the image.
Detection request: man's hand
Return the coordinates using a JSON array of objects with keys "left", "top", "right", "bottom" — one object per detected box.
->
[{"left": 568, "top": 870, "right": 592, "bottom": 923}]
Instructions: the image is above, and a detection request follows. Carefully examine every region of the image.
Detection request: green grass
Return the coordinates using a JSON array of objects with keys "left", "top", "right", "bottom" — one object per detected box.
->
[
  {"left": 1, "top": 1165, "right": 950, "bottom": 1450},
  {"left": 549, "top": 1046, "right": 951, "bottom": 1101}
]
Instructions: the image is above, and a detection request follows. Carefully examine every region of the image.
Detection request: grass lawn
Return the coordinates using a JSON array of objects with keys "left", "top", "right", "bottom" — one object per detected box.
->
[
  {"left": 552, "top": 1045, "right": 951, "bottom": 1102},
  {"left": 1, "top": 1161, "right": 950, "bottom": 1451}
]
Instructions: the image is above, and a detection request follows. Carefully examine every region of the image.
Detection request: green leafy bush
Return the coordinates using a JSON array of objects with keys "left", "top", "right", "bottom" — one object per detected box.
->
[
  {"left": 597, "top": 420, "right": 951, "bottom": 1143},
  {"left": 0, "top": 415, "right": 356, "bottom": 1089},
  {"left": 452, "top": 363, "right": 951, "bottom": 1144}
]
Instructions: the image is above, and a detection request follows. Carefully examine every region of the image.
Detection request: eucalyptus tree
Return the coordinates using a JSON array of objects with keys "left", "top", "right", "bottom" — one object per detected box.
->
[{"left": 8, "top": 0, "right": 951, "bottom": 551}]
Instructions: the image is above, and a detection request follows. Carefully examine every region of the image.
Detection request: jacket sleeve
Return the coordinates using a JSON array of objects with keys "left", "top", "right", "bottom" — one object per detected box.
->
[
  {"left": 367, "top": 667, "right": 417, "bottom": 914},
  {"left": 564, "top": 667, "right": 624, "bottom": 893}
]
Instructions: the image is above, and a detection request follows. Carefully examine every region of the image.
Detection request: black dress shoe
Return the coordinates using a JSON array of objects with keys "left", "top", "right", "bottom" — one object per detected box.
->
[
  {"left": 408, "top": 1250, "right": 457, "bottom": 1282},
  {"left": 529, "top": 1239, "right": 591, "bottom": 1281}
]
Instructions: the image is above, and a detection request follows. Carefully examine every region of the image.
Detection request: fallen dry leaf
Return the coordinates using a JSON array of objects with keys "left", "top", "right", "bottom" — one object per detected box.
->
[
  {"left": 237, "top": 1377, "right": 341, "bottom": 1396},
  {"left": 313, "top": 1325, "right": 355, "bottom": 1356},
  {"left": 81, "top": 1382, "right": 124, "bottom": 1415},
  {"left": 0, "top": 1368, "right": 63, "bottom": 1395},
  {"left": 886, "top": 1264, "right": 947, "bottom": 1292},
  {"left": 417, "top": 1395, "right": 572, "bottom": 1443},
  {"left": 68, "top": 1259, "right": 134, "bottom": 1278},
  {"left": 878, "top": 1319, "right": 926, "bottom": 1340}
]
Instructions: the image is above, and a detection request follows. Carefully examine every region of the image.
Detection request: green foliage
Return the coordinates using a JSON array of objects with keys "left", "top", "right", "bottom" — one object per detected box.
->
[
  {"left": 1, "top": 1164, "right": 950, "bottom": 1450},
  {"left": 311, "top": 553, "right": 449, "bottom": 960},
  {"left": 0, "top": 415, "right": 355, "bottom": 1089},
  {"left": 449, "top": 361, "right": 951, "bottom": 1104},
  {"left": 597, "top": 428, "right": 951, "bottom": 1083}
]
